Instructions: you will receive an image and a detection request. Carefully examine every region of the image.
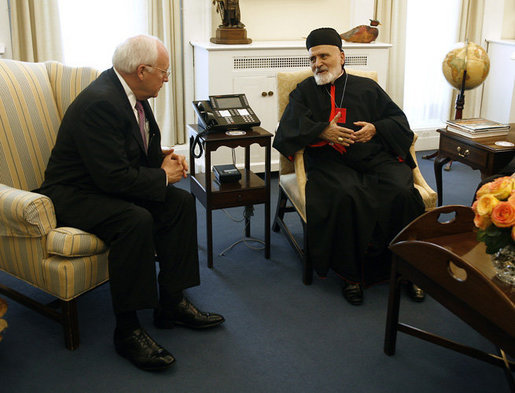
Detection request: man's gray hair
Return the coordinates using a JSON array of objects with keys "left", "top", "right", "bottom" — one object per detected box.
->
[{"left": 112, "top": 35, "right": 163, "bottom": 73}]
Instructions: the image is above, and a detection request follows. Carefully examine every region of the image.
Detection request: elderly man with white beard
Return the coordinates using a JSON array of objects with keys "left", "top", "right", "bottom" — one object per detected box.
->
[{"left": 273, "top": 27, "right": 426, "bottom": 305}]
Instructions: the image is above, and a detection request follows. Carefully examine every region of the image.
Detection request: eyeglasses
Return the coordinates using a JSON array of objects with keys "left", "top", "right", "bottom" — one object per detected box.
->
[{"left": 145, "top": 65, "right": 171, "bottom": 78}]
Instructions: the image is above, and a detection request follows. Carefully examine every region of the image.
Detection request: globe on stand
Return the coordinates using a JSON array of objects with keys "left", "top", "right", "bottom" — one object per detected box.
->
[
  {"left": 442, "top": 41, "right": 490, "bottom": 120},
  {"left": 424, "top": 42, "right": 491, "bottom": 167}
]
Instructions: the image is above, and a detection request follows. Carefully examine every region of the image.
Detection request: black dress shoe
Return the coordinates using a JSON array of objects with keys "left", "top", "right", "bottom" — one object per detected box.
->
[
  {"left": 342, "top": 283, "right": 363, "bottom": 305},
  {"left": 114, "top": 328, "right": 175, "bottom": 371},
  {"left": 154, "top": 297, "right": 225, "bottom": 329},
  {"left": 407, "top": 282, "right": 425, "bottom": 302}
]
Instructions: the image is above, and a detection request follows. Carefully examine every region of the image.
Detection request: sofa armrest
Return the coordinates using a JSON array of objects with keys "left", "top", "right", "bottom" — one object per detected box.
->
[{"left": 0, "top": 184, "right": 56, "bottom": 237}]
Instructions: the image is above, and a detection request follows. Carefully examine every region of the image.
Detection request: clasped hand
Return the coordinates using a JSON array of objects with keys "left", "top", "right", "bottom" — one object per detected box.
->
[
  {"left": 161, "top": 147, "right": 188, "bottom": 184},
  {"left": 320, "top": 112, "right": 376, "bottom": 146}
]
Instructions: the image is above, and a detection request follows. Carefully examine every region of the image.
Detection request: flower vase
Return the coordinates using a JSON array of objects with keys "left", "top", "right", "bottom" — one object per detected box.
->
[{"left": 491, "top": 243, "right": 515, "bottom": 286}]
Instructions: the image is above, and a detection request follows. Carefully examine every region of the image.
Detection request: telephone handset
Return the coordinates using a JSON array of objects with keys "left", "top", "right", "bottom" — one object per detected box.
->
[
  {"left": 192, "top": 93, "right": 261, "bottom": 132},
  {"left": 191, "top": 94, "right": 261, "bottom": 158},
  {"left": 194, "top": 101, "right": 218, "bottom": 129}
]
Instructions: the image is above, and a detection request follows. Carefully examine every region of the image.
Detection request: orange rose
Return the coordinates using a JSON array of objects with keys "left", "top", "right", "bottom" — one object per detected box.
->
[
  {"left": 508, "top": 192, "right": 515, "bottom": 207},
  {"left": 474, "top": 212, "right": 491, "bottom": 230},
  {"left": 476, "top": 194, "right": 500, "bottom": 216},
  {"left": 491, "top": 201, "right": 515, "bottom": 228},
  {"left": 488, "top": 176, "right": 513, "bottom": 200}
]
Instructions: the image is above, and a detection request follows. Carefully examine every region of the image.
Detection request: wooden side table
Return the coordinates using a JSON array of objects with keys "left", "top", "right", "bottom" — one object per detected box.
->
[
  {"left": 384, "top": 205, "right": 515, "bottom": 388},
  {"left": 434, "top": 126, "right": 515, "bottom": 205},
  {"left": 188, "top": 124, "right": 272, "bottom": 268}
]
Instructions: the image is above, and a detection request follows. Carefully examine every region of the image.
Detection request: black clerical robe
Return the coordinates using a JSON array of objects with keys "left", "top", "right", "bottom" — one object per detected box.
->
[{"left": 274, "top": 71, "right": 425, "bottom": 284}]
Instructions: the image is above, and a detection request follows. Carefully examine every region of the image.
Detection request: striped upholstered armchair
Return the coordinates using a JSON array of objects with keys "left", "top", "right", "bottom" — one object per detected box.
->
[{"left": 0, "top": 59, "right": 106, "bottom": 349}]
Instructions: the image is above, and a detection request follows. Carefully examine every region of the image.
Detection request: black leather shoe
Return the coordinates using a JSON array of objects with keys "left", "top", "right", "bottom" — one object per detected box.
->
[
  {"left": 407, "top": 282, "right": 425, "bottom": 302},
  {"left": 154, "top": 297, "right": 225, "bottom": 329},
  {"left": 114, "top": 328, "right": 175, "bottom": 371},
  {"left": 342, "top": 283, "right": 363, "bottom": 305}
]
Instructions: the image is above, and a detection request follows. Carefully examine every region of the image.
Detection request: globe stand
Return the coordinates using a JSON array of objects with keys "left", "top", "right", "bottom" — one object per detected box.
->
[{"left": 454, "top": 68, "right": 467, "bottom": 121}]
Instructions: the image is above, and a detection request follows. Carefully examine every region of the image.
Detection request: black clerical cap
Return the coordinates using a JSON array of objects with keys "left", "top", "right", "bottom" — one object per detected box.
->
[{"left": 306, "top": 27, "right": 342, "bottom": 50}]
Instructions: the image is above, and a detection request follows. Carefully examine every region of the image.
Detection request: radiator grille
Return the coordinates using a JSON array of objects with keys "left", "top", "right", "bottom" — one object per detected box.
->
[
  {"left": 233, "top": 55, "right": 368, "bottom": 70},
  {"left": 345, "top": 55, "right": 368, "bottom": 67},
  {"left": 234, "top": 56, "right": 309, "bottom": 69}
]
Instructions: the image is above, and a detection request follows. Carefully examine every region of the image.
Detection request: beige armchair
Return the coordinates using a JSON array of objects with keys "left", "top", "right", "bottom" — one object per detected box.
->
[
  {"left": 272, "top": 68, "right": 437, "bottom": 285},
  {"left": 0, "top": 59, "right": 106, "bottom": 349}
]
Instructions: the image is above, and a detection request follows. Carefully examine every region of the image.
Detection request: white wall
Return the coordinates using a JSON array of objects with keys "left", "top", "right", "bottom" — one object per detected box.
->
[
  {"left": 502, "top": 0, "right": 515, "bottom": 38},
  {"left": 211, "top": 0, "right": 357, "bottom": 41}
]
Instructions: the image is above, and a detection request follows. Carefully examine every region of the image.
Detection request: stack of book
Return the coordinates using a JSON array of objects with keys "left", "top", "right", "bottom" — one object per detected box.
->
[{"left": 446, "top": 118, "right": 511, "bottom": 138}]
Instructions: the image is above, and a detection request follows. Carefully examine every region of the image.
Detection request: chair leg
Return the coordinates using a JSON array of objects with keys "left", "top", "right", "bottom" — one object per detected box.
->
[
  {"left": 384, "top": 257, "right": 402, "bottom": 355},
  {"left": 272, "top": 185, "right": 313, "bottom": 285},
  {"left": 302, "top": 220, "right": 313, "bottom": 285},
  {"left": 61, "top": 299, "right": 80, "bottom": 350},
  {"left": 272, "top": 187, "right": 288, "bottom": 233}
]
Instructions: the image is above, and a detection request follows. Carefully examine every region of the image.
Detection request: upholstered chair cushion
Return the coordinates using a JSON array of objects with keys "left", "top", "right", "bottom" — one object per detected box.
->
[{"left": 47, "top": 227, "right": 107, "bottom": 257}]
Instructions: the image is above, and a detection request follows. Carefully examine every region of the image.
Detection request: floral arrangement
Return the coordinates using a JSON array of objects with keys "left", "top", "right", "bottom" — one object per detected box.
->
[{"left": 472, "top": 176, "right": 515, "bottom": 254}]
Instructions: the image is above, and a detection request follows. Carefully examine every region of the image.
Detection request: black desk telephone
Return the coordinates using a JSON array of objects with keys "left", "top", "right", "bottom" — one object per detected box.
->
[{"left": 192, "top": 94, "right": 261, "bottom": 131}]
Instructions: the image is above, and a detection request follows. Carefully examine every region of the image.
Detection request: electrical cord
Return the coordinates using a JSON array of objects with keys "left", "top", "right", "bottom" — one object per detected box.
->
[{"left": 218, "top": 205, "right": 265, "bottom": 256}]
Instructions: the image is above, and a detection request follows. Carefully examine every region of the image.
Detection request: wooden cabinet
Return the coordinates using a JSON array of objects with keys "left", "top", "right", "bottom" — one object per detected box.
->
[{"left": 191, "top": 40, "right": 391, "bottom": 172}]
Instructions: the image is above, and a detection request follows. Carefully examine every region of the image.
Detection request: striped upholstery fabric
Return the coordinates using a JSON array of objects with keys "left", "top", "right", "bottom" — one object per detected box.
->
[
  {"left": 0, "top": 184, "right": 56, "bottom": 237},
  {"left": 47, "top": 227, "right": 107, "bottom": 257},
  {"left": 45, "top": 61, "right": 100, "bottom": 119},
  {"left": 0, "top": 59, "right": 108, "bottom": 301},
  {"left": 0, "top": 237, "right": 48, "bottom": 289},
  {"left": 0, "top": 60, "right": 61, "bottom": 191},
  {"left": 42, "top": 252, "right": 109, "bottom": 300}
]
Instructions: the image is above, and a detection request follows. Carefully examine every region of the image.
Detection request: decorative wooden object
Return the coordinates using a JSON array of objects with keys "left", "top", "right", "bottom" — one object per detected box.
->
[
  {"left": 211, "top": 0, "right": 251, "bottom": 44},
  {"left": 210, "top": 27, "right": 252, "bottom": 45}
]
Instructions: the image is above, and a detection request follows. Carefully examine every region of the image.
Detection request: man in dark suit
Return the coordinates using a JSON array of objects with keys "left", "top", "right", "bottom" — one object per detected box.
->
[{"left": 38, "top": 35, "right": 224, "bottom": 371}]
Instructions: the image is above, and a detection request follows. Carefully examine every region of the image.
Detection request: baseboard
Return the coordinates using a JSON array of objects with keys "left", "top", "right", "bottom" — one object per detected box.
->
[{"left": 414, "top": 128, "right": 440, "bottom": 151}]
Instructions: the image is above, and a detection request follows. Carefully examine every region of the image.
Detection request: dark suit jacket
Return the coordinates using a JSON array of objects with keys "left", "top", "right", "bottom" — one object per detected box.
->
[{"left": 39, "top": 68, "right": 167, "bottom": 230}]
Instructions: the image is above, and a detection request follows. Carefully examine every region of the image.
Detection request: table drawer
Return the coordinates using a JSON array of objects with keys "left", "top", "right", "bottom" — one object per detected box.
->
[{"left": 440, "top": 138, "right": 488, "bottom": 168}]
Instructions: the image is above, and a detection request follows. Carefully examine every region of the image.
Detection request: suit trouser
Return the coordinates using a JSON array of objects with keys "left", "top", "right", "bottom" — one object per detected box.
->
[{"left": 48, "top": 185, "right": 200, "bottom": 314}]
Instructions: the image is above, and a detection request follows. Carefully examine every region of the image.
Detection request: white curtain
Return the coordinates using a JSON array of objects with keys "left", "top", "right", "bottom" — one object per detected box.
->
[
  {"left": 149, "top": 0, "right": 186, "bottom": 146},
  {"left": 9, "top": 0, "right": 63, "bottom": 62},
  {"left": 452, "top": 0, "right": 485, "bottom": 119},
  {"left": 374, "top": 0, "right": 408, "bottom": 107},
  {"left": 403, "top": 0, "right": 462, "bottom": 128},
  {"left": 377, "top": 0, "right": 486, "bottom": 127}
]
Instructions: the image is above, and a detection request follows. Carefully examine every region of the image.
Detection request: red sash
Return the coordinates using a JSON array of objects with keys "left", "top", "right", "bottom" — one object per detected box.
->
[{"left": 310, "top": 84, "right": 346, "bottom": 154}]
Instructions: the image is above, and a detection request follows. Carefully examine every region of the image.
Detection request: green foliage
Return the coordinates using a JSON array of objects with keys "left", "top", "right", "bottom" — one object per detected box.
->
[{"left": 477, "top": 225, "right": 513, "bottom": 254}]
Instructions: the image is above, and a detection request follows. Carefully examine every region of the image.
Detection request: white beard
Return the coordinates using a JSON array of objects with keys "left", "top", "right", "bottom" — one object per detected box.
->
[{"left": 314, "top": 68, "right": 342, "bottom": 85}]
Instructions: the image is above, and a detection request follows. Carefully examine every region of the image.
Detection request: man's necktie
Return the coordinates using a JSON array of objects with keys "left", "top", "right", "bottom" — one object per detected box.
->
[{"left": 135, "top": 101, "right": 147, "bottom": 151}]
